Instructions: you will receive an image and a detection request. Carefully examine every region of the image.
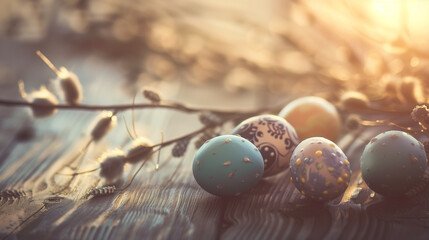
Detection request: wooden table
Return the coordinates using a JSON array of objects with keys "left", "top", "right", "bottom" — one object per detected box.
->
[{"left": 1, "top": 37, "right": 429, "bottom": 240}]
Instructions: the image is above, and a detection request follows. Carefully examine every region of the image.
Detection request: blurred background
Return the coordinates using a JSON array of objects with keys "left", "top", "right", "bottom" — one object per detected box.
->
[{"left": 1, "top": 0, "right": 428, "bottom": 105}]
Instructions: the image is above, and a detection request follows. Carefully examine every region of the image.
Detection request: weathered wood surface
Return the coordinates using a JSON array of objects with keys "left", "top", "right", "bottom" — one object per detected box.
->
[{"left": 1, "top": 40, "right": 429, "bottom": 240}]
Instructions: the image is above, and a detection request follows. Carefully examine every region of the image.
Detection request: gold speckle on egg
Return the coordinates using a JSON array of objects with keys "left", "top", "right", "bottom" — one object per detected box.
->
[
  {"left": 409, "top": 154, "right": 418, "bottom": 164},
  {"left": 228, "top": 170, "right": 237, "bottom": 179},
  {"left": 301, "top": 178, "right": 306, "bottom": 183},
  {"left": 315, "top": 150, "right": 322, "bottom": 157},
  {"left": 197, "top": 159, "right": 200, "bottom": 170},
  {"left": 243, "top": 157, "right": 252, "bottom": 163},
  {"left": 370, "top": 192, "right": 375, "bottom": 198},
  {"left": 330, "top": 143, "right": 335, "bottom": 148},
  {"left": 316, "top": 163, "right": 323, "bottom": 170},
  {"left": 323, "top": 190, "right": 328, "bottom": 195},
  {"left": 344, "top": 159, "right": 350, "bottom": 166},
  {"left": 296, "top": 158, "right": 302, "bottom": 165},
  {"left": 225, "top": 138, "right": 231, "bottom": 143},
  {"left": 328, "top": 167, "right": 334, "bottom": 172},
  {"left": 325, "top": 181, "right": 331, "bottom": 187},
  {"left": 343, "top": 173, "right": 349, "bottom": 179},
  {"left": 216, "top": 184, "right": 223, "bottom": 189},
  {"left": 223, "top": 161, "right": 231, "bottom": 166},
  {"left": 390, "top": 134, "right": 398, "bottom": 139},
  {"left": 337, "top": 177, "right": 343, "bottom": 184},
  {"left": 301, "top": 190, "right": 306, "bottom": 195},
  {"left": 290, "top": 177, "right": 293, "bottom": 182}
]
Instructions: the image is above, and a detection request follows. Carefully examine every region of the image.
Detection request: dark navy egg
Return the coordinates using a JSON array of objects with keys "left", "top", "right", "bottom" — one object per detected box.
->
[
  {"left": 290, "top": 137, "right": 351, "bottom": 201},
  {"left": 361, "top": 130, "right": 428, "bottom": 197},
  {"left": 192, "top": 135, "right": 264, "bottom": 196}
]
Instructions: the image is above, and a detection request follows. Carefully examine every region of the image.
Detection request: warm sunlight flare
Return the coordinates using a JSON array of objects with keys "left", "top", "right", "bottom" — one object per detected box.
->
[
  {"left": 372, "top": 0, "right": 429, "bottom": 38},
  {"left": 372, "top": 0, "right": 401, "bottom": 31},
  {"left": 372, "top": 0, "right": 398, "bottom": 17}
]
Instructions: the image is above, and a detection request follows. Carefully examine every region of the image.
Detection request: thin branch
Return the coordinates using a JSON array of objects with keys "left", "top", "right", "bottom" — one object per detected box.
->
[
  {"left": 152, "top": 111, "right": 261, "bottom": 149},
  {"left": 154, "top": 125, "right": 207, "bottom": 148},
  {"left": 0, "top": 99, "right": 274, "bottom": 116},
  {"left": 2, "top": 205, "right": 45, "bottom": 240}
]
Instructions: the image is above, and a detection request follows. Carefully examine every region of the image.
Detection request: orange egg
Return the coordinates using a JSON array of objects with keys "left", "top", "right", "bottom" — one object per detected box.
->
[{"left": 279, "top": 96, "right": 341, "bottom": 141}]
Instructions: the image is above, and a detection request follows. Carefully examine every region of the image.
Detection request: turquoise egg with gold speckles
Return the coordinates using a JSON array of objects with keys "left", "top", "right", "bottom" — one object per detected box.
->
[
  {"left": 290, "top": 137, "right": 351, "bottom": 201},
  {"left": 192, "top": 135, "right": 264, "bottom": 196},
  {"left": 361, "top": 130, "right": 428, "bottom": 197}
]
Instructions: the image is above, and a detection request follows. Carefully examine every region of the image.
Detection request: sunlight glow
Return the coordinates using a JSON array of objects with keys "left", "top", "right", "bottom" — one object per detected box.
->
[
  {"left": 371, "top": 0, "right": 429, "bottom": 39},
  {"left": 372, "top": 0, "right": 399, "bottom": 16},
  {"left": 372, "top": 0, "right": 400, "bottom": 31}
]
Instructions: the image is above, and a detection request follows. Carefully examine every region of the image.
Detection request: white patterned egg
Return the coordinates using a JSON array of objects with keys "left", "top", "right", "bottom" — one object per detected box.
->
[{"left": 232, "top": 115, "right": 299, "bottom": 177}]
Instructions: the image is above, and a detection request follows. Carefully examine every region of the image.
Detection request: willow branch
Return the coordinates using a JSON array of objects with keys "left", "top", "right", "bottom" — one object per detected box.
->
[
  {"left": 0, "top": 99, "right": 275, "bottom": 116},
  {"left": 153, "top": 111, "right": 266, "bottom": 148}
]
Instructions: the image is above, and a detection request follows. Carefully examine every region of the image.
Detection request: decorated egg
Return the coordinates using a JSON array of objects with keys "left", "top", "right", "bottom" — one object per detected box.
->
[
  {"left": 361, "top": 130, "right": 428, "bottom": 197},
  {"left": 232, "top": 115, "right": 299, "bottom": 177},
  {"left": 278, "top": 96, "right": 341, "bottom": 141},
  {"left": 192, "top": 135, "right": 264, "bottom": 196},
  {"left": 290, "top": 137, "right": 351, "bottom": 201}
]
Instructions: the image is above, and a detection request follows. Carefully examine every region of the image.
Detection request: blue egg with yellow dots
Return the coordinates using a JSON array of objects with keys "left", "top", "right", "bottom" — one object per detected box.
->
[
  {"left": 361, "top": 130, "right": 428, "bottom": 197},
  {"left": 290, "top": 137, "right": 351, "bottom": 201},
  {"left": 192, "top": 135, "right": 264, "bottom": 196}
]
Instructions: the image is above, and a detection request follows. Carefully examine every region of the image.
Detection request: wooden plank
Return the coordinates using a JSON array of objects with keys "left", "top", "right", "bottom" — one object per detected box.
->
[{"left": 1, "top": 40, "right": 429, "bottom": 240}]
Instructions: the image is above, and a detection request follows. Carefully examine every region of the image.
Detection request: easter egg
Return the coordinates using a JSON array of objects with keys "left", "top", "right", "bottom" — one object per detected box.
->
[
  {"left": 279, "top": 96, "right": 341, "bottom": 141},
  {"left": 290, "top": 137, "right": 351, "bottom": 201},
  {"left": 232, "top": 115, "right": 299, "bottom": 177},
  {"left": 361, "top": 130, "right": 428, "bottom": 197},
  {"left": 192, "top": 135, "right": 264, "bottom": 196}
]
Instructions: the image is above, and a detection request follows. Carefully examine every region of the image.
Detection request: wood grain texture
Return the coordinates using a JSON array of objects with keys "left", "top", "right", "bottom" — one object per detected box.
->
[{"left": 1, "top": 40, "right": 429, "bottom": 240}]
